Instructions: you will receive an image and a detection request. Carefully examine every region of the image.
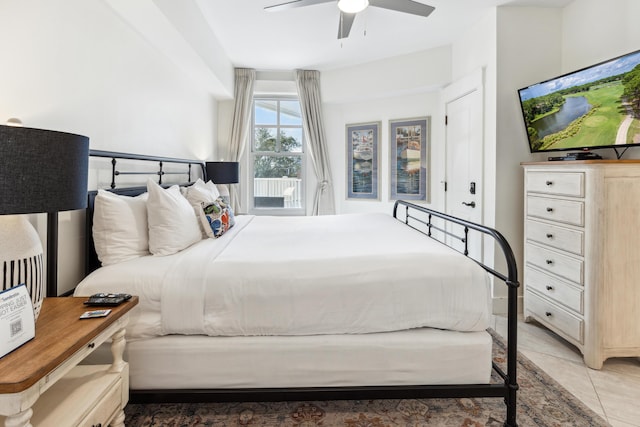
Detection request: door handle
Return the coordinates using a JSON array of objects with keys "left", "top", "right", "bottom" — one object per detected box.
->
[{"left": 462, "top": 201, "right": 476, "bottom": 208}]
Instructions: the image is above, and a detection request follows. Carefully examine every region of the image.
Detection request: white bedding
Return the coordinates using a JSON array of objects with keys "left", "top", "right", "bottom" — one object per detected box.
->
[{"left": 75, "top": 213, "right": 491, "bottom": 339}]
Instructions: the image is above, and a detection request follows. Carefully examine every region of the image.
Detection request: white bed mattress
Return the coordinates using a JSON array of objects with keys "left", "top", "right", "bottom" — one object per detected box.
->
[
  {"left": 75, "top": 213, "right": 491, "bottom": 339},
  {"left": 83, "top": 328, "right": 493, "bottom": 389}
]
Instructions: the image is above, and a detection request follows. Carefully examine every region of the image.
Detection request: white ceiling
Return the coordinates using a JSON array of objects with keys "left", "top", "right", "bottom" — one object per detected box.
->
[{"left": 194, "top": 0, "right": 574, "bottom": 71}]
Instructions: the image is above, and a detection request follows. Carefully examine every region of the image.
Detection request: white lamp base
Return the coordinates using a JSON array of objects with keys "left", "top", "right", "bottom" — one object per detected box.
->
[{"left": 0, "top": 215, "right": 45, "bottom": 320}]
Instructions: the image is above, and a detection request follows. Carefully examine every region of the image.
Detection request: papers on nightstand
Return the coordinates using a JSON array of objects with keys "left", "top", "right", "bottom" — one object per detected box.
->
[{"left": 0, "top": 284, "right": 35, "bottom": 358}]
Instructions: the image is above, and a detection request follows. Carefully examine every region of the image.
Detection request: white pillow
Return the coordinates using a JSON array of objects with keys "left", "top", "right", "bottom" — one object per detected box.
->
[
  {"left": 185, "top": 178, "right": 220, "bottom": 205},
  {"left": 205, "top": 180, "right": 221, "bottom": 200},
  {"left": 92, "top": 189, "right": 149, "bottom": 266},
  {"left": 185, "top": 179, "right": 222, "bottom": 238},
  {"left": 146, "top": 179, "right": 202, "bottom": 256}
]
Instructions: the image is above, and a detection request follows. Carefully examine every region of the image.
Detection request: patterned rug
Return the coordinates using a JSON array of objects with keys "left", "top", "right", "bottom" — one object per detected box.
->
[{"left": 124, "top": 331, "right": 608, "bottom": 426}]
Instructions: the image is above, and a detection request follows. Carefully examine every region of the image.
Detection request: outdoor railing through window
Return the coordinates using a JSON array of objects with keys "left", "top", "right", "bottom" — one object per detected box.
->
[{"left": 254, "top": 177, "right": 302, "bottom": 208}]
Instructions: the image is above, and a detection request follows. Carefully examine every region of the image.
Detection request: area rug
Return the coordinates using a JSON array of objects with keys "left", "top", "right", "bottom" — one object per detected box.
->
[{"left": 124, "top": 331, "right": 608, "bottom": 426}]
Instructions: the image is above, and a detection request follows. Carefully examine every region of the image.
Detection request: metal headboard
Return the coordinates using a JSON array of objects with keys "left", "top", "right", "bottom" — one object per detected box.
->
[
  {"left": 85, "top": 150, "right": 206, "bottom": 275},
  {"left": 90, "top": 149, "right": 206, "bottom": 188}
]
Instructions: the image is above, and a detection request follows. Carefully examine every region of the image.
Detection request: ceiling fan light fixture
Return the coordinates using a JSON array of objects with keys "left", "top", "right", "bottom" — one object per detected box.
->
[{"left": 338, "top": 0, "right": 369, "bottom": 14}]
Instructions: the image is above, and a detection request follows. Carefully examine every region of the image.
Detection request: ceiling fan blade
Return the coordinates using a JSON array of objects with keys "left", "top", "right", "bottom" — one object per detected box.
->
[
  {"left": 368, "top": 0, "right": 435, "bottom": 18},
  {"left": 337, "top": 12, "right": 356, "bottom": 39},
  {"left": 265, "top": 0, "right": 335, "bottom": 12}
]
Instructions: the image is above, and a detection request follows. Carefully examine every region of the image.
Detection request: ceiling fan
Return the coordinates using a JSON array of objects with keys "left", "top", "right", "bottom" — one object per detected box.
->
[{"left": 265, "top": 0, "right": 435, "bottom": 39}]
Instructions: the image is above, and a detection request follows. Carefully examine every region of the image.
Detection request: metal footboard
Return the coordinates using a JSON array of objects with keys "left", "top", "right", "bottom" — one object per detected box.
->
[
  {"left": 131, "top": 201, "right": 520, "bottom": 426},
  {"left": 393, "top": 200, "right": 520, "bottom": 426}
]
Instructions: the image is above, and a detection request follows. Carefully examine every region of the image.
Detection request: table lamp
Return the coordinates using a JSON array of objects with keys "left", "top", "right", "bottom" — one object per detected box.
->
[
  {"left": 0, "top": 124, "right": 89, "bottom": 319},
  {"left": 205, "top": 161, "right": 239, "bottom": 205}
]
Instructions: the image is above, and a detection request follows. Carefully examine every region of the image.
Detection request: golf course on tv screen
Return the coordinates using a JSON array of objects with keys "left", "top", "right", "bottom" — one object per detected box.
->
[{"left": 518, "top": 50, "right": 640, "bottom": 153}]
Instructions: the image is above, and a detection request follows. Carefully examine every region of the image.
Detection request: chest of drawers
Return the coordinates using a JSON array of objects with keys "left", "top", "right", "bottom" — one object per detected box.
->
[{"left": 522, "top": 161, "right": 640, "bottom": 369}]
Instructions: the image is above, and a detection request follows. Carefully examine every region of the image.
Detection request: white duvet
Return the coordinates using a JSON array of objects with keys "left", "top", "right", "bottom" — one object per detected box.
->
[{"left": 75, "top": 213, "right": 491, "bottom": 339}]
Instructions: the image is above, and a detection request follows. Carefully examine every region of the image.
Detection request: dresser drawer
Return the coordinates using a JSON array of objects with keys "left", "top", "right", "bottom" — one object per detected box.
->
[
  {"left": 525, "top": 266, "right": 583, "bottom": 313},
  {"left": 526, "top": 171, "right": 584, "bottom": 197},
  {"left": 29, "top": 365, "right": 125, "bottom": 427},
  {"left": 527, "top": 195, "right": 584, "bottom": 226},
  {"left": 79, "top": 377, "right": 122, "bottom": 427},
  {"left": 526, "top": 219, "right": 584, "bottom": 255},
  {"left": 526, "top": 242, "right": 583, "bottom": 284},
  {"left": 525, "top": 290, "right": 583, "bottom": 343}
]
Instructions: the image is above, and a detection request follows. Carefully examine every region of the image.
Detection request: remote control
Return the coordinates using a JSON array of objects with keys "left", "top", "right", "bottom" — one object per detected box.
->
[
  {"left": 84, "top": 293, "right": 132, "bottom": 306},
  {"left": 80, "top": 309, "right": 111, "bottom": 319}
]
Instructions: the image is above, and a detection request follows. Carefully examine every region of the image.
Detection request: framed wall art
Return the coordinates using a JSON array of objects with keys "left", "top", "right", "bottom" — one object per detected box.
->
[
  {"left": 346, "top": 121, "right": 380, "bottom": 200},
  {"left": 389, "top": 117, "right": 429, "bottom": 201}
]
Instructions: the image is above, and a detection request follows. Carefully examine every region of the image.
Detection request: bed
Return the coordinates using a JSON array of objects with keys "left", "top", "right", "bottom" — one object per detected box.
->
[{"left": 73, "top": 150, "right": 520, "bottom": 426}]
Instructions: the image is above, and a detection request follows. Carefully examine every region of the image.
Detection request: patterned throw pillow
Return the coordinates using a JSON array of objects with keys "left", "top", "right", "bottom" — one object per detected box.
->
[{"left": 200, "top": 198, "right": 235, "bottom": 238}]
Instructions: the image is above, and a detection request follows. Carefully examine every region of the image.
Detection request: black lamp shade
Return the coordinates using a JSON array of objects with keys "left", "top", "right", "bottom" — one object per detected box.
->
[
  {"left": 206, "top": 161, "right": 239, "bottom": 184},
  {"left": 0, "top": 125, "right": 90, "bottom": 215}
]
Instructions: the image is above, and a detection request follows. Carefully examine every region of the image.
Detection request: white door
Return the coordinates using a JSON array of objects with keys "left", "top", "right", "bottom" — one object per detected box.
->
[{"left": 444, "top": 84, "right": 483, "bottom": 260}]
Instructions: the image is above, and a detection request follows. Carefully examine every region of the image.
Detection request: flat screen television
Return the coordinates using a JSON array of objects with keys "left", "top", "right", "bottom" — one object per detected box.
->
[{"left": 518, "top": 49, "right": 640, "bottom": 159}]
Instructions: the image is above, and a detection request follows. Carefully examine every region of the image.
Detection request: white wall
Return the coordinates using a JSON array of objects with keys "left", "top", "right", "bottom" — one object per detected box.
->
[
  {"left": 562, "top": 0, "right": 640, "bottom": 74},
  {"left": 321, "top": 46, "right": 451, "bottom": 104},
  {"left": 0, "top": 0, "right": 218, "bottom": 294},
  {"left": 451, "top": 8, "right": 497, "bottom": 232},
  {"left": 0, "top": 0, "right": 217, "bottom": 159},
  {"left": 448, "top": 9, "right": 511, "bottom": 309},
  {"left": 324, "top": 92, "right": 442, "bottom": 214},
  {"left": 318, "top": 46, "right": 451, "bottom": 214},
  {"left": 493, "top": 7, "right": 563, "bottom": 310}
]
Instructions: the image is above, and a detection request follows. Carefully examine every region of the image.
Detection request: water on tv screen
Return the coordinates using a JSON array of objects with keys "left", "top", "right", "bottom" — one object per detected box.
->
[{"left": 518, "top": 49, "right": 640, "bottom": 153}]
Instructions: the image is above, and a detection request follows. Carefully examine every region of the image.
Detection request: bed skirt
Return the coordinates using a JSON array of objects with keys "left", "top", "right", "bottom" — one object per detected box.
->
[{"left": 82, "top": 328, "right": 492, "bottom": 390}]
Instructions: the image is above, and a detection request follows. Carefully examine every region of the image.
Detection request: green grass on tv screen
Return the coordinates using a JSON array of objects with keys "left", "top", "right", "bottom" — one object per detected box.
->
[{"left": 536, "top": 83, "right": 625, "bottom": 151}]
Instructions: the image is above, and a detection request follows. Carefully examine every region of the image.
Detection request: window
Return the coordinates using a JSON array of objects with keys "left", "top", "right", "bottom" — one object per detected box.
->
[{"left": 250, "top": 97, "right": 304, "bottom": 214}]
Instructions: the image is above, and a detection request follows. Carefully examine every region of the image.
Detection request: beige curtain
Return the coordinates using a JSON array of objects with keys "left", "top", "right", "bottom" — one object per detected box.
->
[
  {"left": 227, "top": 68, "right": 256, "bottom": 213},
  {"left": 295, "top": 70, "right": 335, "bottom": 215}
]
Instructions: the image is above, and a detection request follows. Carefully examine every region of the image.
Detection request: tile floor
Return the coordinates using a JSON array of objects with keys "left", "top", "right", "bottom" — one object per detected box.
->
[{"left": 493, "top": 315, "right": 640, "bottom": 427}]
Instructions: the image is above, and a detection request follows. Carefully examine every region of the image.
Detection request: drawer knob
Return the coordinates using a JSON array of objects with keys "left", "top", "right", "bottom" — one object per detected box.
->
[
  {"left": 88, "top": 343, "right": 95, "bottom": 349},
  {"left": 546, "top": 285, "right": 554, "bottom": 291},
  {"left": 546, "top": 259, "right": 554, "bottom": 265},
  {"left": 545, "top": 311, "right": 552, "bottom": 317},
  {"left": 546, "top": 207, "right": 554, "bottom": 212},
  {"left": 546, "top": 181, "right": 553, "bottom": 186},
  {"left": 546, "top": 233, "right": 553, "bottom": 239}
]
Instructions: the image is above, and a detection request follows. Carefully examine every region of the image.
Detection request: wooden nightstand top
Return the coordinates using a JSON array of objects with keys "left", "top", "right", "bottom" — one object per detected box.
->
[{"left": 0, "top": 296, "right": 138, "bottom": 394}]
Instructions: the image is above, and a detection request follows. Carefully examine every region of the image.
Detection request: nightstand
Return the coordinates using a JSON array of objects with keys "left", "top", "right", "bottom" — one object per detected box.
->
[{"left": 0, "top": 296, "right": 138, "bottom": 427}]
